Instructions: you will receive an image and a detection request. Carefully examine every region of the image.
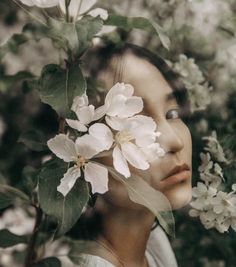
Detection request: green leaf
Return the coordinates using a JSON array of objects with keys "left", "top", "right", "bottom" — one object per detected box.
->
[
  {"left": 75, "top": 15, "right": 104, "bottom": 56},
  {"left": 0, "top": 34, "right": 28, "bottom": 61},
  {"left": 18, "top": 130, "right": 48, "bottom": 152},
  {"left": 0, "top": 185, "right": 30, "bottom": 209},
  {"left": 38, "top": 63, "right": 86, "bottom": 117},
  {"left": 105, "top": 14, "right": 171, "bottom": 50},
  {"left": 0, "top": 229, "right": 27, "bottom": 248},
  {"left": 33, "top": 257, "right": 61, "bottom": 267},
  {"left": 108, "top": 167, "right": 175, "bottom": 237},
  {"left": 38, "top": 159, "right": 90, "bottom": 236}
]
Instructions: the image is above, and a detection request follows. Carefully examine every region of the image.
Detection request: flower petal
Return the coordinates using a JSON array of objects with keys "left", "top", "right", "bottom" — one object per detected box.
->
[
  {"left": 112, "top": 146, "right": 130, "bottom": 178},
  {"left": 105, "top": 83, "right": 134, "bottom": 105},
  {"left": 121, "top": 142, "right": 149, "bottom": 170},
  {"left": 79, "top": 0, "right": 96, "bottom": 15},
  {"left": 20, "top": 0, "right": 59, "bottom": 7},
  {"left": 66, "top": 119, "right": 87, "bottom": 132},
  {"left": 88, "top": 8, "right": 108, "bottom": 20},
  {"left": 59, "top": 0, "right": 80, "bottom": 20},
  {"left": 105, "top": 116, "right": 125, "bottom": 131},
  {"left": 84, "top": 162, "right": 108, "bottom": 194},
  {"left": 120, "top": 96, "right": 144, "bottom": 117},
  {"left": 88, "top": 123, "right": 114, "bottom": 150},
  {"left": 106, "top": 94, "right": 127, "bottom": 116},
  {"left": 47, "top": 134, "right": 77, "bottom": 162},
  {"left": 57, "top": 166, "right": 81, "bottom": 196},
  {"left": 93, "top": 105, "right": 107, "bottom": 120},
  {"left": 71, "top": 94, "right": 89, "bottom": 112},
  {"left": 76, "top": 135, "right": 101, "bottom": 159},
  {"left": 77, "top": 105, "right": 95, "bottom": 125}
]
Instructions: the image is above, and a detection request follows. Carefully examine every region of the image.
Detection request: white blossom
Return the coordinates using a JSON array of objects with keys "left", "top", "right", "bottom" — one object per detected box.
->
[
  {"left": 47, "top": 123, "right": 113, "bottom": 196},
  {"left": 106, "top": 115, "right": 164, "bottom": 178},
  {"left": 94, "top": 82, "right": 144, "bottom": 121},
  {"left": 66, "top": 94, "right": 101, "bottom": 132},
  {"left": 19, "top": 0, "right": 59, "bottom": 8},
  {"left": 59, "top": 0, "right": 108, "bottom": 22}
]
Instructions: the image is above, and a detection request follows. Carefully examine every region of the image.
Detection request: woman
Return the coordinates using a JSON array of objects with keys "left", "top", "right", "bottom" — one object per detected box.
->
[{"left": 69, "top": 43, "right": 192, "bottom": 267}]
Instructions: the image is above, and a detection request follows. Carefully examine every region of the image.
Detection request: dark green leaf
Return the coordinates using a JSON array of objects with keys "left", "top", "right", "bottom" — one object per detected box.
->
[
  {"left": 18, "top": 130, "right": 48, "bottom": 152},
  {"left": 38, "top": 63, "right": 86, "bottom": 117},
  {"left": 0, "top": 184, "right": 30, "bottom": 209},
  {"left": 0, "top": 34, "right": 28, "bottom": 61},
  {"left": 33, "top": 257, "right": 61, "bottom": 267},
  {"left": 75, "top": 15, "right": 104, "bottom": 56},
  {"left": 105, "top": 14, "right": 170, "bottom": 50},
  {"left": 38, "top": 159, "right": 89, "bottom": 236},
  {"left": 108, "top": 167, "right": 175, "bottom": 237},
  {"left": 0, "top": 229, "right": 27, "bottom": 248}
]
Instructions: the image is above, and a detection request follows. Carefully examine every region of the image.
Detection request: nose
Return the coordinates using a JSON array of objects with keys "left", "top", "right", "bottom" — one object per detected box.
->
[{"left": 158, "top": 121, "right": 184, "bottom": 154}]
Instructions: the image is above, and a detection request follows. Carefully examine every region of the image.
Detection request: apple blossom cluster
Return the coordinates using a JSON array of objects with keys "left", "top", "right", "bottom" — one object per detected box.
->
[
  {"left": 47, "top": 83, "right": 165, "bottom": 197},
  {"left": 189, "top": 132, "right": 236, "bottom": 233},
  {"left": 18, "top": 0, "right": 108, "bottom": 21},
  {"left": 167, "top": 54, "right": 212, "bottom": 113}
]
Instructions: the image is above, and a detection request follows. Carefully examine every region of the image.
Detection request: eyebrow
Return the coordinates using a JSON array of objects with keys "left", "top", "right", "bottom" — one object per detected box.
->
[{"left": 165, "top": 91, "right": 177, "bottom": 102}]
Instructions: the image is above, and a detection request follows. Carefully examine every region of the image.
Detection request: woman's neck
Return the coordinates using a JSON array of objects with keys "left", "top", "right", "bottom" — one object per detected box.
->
[{"left": 94, "top": 196, "right": 155, "bottom": 267}]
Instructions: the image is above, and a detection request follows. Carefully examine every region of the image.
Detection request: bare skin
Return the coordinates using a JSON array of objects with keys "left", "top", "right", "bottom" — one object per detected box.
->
[{"left": 89, "top": 52, "right": 193, "bottom": 267}]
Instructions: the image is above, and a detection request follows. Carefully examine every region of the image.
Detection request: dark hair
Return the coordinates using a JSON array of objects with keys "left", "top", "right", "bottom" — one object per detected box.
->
[{"left": 70, "top": 43, "right": 190, "bottom": 240}]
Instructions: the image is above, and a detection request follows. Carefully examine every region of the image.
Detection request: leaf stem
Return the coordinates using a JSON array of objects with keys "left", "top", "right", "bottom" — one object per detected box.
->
[{"left": 24, "top": 207, "right": 43, "bottom": 267}]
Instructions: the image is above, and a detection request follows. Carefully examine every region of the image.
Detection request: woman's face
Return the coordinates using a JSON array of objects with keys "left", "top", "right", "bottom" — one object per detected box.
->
[{"left": 99, "top": 52, "right": 192, "bottom": 210}]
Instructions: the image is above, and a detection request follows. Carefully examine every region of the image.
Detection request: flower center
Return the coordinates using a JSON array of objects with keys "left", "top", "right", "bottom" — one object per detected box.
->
[
  {"left": 76, "top": 155, "right": 87, "bottom": 168},
  {"left": 115, "top": 131, "right": 133, "bottom": 144}
]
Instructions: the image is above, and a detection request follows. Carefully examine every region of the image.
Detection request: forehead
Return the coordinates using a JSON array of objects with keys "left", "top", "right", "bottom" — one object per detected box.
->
[{"left": 119, "top": 53, "right": 173, "bottom": 106}]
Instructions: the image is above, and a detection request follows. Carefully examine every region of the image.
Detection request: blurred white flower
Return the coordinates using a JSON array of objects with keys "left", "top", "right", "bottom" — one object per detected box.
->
[
  {"left": 47, "top": 123, "right": 113, "bottom": 195},
  {"left": 202, "top": 131, "right": 228, "bottom": 163},
  {"left": 171, "top": 54, "right": 212, "bottom": 112},
  {"left": 19, "top": 0, "right": 59, "bottom": 8},
  {"left": 0, "top": 207, "right": 34, "bottom": 235},
  {"left": 59, "top": 0, "right": 108, "bottom": 22},
  {"left": 198, "top": 152, "right": 213, "bottom": 173}
]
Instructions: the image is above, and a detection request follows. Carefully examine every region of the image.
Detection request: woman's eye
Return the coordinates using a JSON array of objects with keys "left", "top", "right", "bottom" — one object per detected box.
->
[{"left": 166, "top": 109, "right": 181, "bottom": 120}]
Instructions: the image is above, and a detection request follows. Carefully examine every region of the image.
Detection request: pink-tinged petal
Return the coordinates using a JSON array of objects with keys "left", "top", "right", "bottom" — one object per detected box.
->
[
  {"left": 121, "top": 142, "right": 149, "bottom": 170},
  {"left": 88, "top": 8, "right": 108, "bottom": 20},
  {"left": 57, "top": 166, "right": 81, "bottom": 196},
  {"left": 47, "top": 134, "right": 77, "bottom": 162},
  {"left": 66, "top": 119, "right": 87, "bottom": 132},
  {"left": 77, "top": 105, "right": 95, "bottom": 124},
  {"left": 112, "top": 146, "right": 130, "bottom": 178},
  {"left": 75, "top": 135, "right": 101, "bottom": 159},
  {"left": 105, "top": 116, "right": 125, "bottom": 131},
  {"left": 84, "top": 162, "right": 108, "bottom": 194},
  {"left": 71, "top": 94, "right": 89, "bottom": 112},
  {"left": 93, "top": 105, "right": 107, "bottom": 120},
  {"left": 88, "top": 123, "right": 114, "bottom": 150}
]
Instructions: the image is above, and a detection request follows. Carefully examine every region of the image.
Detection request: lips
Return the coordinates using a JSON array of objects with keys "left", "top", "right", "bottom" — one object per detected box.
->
[{"left": 159, "top": 163, "right": 191, "bottom": 189}]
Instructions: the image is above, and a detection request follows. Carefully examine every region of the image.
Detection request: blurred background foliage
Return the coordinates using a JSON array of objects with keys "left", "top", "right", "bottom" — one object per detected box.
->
[{"left": 0, "top": 0, "right": 236, "bottom": 266}]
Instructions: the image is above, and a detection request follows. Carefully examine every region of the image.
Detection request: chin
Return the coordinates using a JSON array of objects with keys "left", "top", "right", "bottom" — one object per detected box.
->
[{"left": 162, "top": 181, "right": 192, "bottom": 210}]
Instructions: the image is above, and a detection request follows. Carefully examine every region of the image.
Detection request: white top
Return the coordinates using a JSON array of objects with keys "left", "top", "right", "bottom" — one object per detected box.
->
[{"left": 61, "top": 226, "right": 178, "bottom": 267}]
